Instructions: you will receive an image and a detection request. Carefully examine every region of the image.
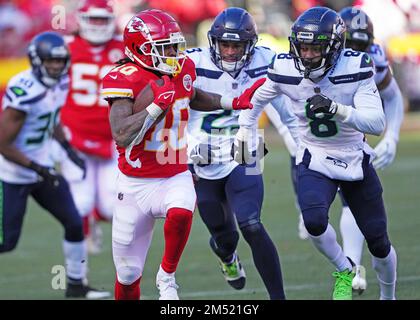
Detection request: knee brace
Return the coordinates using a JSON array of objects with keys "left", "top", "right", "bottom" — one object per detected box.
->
[{"left": 209, "top": 230, "right": 239, "bottom": 259}]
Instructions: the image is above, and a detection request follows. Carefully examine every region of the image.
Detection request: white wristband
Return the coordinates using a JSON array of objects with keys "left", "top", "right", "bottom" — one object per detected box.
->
[
  {"left": 236, "top": 126, "right": 251, "bottom": 141},
  {"left": 146, "top": 103, "right": 163, "bottom": 120},
  {"left": 221, "top": 96, "right": 233, "bottom": 110},
  {"left": 335, "top": 102, "right": 351, "bottom": 121}
]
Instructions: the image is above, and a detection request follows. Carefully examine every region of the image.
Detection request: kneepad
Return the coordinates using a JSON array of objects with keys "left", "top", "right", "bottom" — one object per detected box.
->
[
  {"left": 116, "top": 266, "right": 142, "bottom": 285},
  {"left": 300, "top": 207, "right": 328, "bottom": 236}
]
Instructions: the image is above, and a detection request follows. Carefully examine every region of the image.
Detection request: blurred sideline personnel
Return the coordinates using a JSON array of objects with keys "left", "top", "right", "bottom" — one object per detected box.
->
[
  {"left": 58, "top": 0, "right": 124, "bottom": 254},
  {"left": 186, "top": 7, "right": 290, "bottom": 299},
  {"left": 235, "top": 7, "right": 397, "bottom": 300},
  {"left": 101, "top": 9, "right": 254, "bottom": 300},
  {"left": 0, "top": 31, "right": 109, "bottom": 299},
  {"left": 335, "top": 6, "right": 404, "bottom": 294}
]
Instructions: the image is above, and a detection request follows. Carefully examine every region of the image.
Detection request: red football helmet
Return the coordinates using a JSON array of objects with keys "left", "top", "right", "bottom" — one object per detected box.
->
[
  {"left": 77, "top": 0, "right": 116, "bottom": 45},
  {"left": 123, "top": 9, "right": 186, "bottom": 75}
]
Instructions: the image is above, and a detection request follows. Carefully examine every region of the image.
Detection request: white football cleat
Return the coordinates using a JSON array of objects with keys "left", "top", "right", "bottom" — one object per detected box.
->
[
  {"left": 352, "top": 265, "right": 367, "bottom": 295},
  {"left": 156, "top": 266, "right": 179, "bottom": 300},
  {"left": 298, "top": 214, "right": 309, "bottom": 240}
]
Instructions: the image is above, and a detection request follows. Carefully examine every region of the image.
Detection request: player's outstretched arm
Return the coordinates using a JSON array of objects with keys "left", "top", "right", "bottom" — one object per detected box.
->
[{"left": 189, "top": 78, "right": 266, "bottom": 111}]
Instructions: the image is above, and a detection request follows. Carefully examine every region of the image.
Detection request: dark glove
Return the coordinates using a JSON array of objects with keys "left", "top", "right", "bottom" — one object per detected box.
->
[
  {"left": 306, "top": 93, "right": 338, "bottom": 115},
  {"left": 190, "top": 144, "right": 219, "bottom": 167},
  {"left": 61, "top": 141, "right": 86, "bottom": 179},
  {"left": 29, "top": 161, "right": 60, "bottom": 187}
]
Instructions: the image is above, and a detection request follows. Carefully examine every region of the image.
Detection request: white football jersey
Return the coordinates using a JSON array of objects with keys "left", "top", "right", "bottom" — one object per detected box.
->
[
  {"left": 369, "top": 43, "right": 389, "bottom": 85},
  {"left": 187, "top": 46, "right": 276, "bottom": 179},
  {"left": 240, "top": 49, "right": 385, "bottom": 181},
  {"left": 251, "top": 49, "right": 383, "bottom": 149},
  {"left": 0, "top": 70, "right": 69, "bottom": 184}
]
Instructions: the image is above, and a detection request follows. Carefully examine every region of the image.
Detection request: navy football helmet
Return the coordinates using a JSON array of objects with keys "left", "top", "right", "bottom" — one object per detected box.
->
[
  {"left": 289, "top": 7, "right": 346, "bottom": 79},
  {"left": 28, "top": 31, "right": 70, "bottom": 87},
  {"left": 208, "top": 7, "right": 258, "bottom": 73},
  {"left": 339, "top": 7, "right": 374, "bottom": 52}
]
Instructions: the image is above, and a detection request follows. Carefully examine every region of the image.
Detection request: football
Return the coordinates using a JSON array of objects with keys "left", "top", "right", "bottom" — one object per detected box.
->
[{"left": 132, "top": 78, "right": 167, "bottom": 124}]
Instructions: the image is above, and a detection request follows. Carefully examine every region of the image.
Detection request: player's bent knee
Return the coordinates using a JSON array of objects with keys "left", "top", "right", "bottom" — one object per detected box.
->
[
  {"left": 301, "top": 208, "right": 328, "bottom": 236},
  {"left": 366, "top": 234, "right": 391, "bottom": 258},
  {"left": 239, "top": 221, "right": 265, "bottom": 241},
  {"left": 117, "top": 266, "right": 142, "bottom": 285}
]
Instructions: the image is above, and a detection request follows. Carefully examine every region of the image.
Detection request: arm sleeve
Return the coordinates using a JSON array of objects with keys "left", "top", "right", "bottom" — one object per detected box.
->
[
  {"left": 379, "top": 77, "right": 404, "bottom": 142},
  {"left": 266, "top": 95, "right": 300, "bottom": 144},
  {"left": 238, "top": 77, "right": 282, "bottom": 128},
  {"left": 336, "top": 77, "right": 385, "bottom": 136}
]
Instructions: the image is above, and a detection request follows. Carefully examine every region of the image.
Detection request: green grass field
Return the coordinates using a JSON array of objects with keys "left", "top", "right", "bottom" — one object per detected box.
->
[{"left": 1, "top": 127, "right": 420, "bottom": 300}]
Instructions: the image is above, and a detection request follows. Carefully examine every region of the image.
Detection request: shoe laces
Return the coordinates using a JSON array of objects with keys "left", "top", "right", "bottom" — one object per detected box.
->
[
  {"left": 332, "top": 270, "right": 353, "bottom": 297},
  {"left": 158, "top": 275, "right": 179, "bottom": 292},
  {"left": 221, "top": 259, "right": 240, "bottom": 277}
]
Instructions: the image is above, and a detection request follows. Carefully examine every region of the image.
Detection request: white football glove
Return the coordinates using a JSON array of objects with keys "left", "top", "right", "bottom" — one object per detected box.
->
[
  {"left": 231, "top": 127, "right": 251, "bottom": 165},
  {"left": 372, "top": 137, "right": 397, "bottom": 170}
]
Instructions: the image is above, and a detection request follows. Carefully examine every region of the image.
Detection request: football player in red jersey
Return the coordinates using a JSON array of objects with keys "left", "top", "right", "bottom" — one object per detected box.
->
[
  {"left": 101, "top": 9, "right": 259, "bottom": 300},
  {"left": 59, "top": 0, "right": 124, "bottom": 254}
]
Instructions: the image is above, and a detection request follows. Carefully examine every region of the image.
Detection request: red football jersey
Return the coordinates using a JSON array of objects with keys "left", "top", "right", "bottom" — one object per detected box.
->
[
  {"left": 61, "top": 35, "right": 124, "bottom": 158},
  {"left": 101, "top": 58, "right": 196, "bottom": 178}
]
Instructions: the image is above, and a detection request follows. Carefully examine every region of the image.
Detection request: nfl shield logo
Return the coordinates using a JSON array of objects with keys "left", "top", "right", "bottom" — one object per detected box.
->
[
  {"left": 232, "top": 83, "right": 238, "bottom": 89},
  {"left": 183, "top": 74, "right": 192, "bottom": 91},
  {"left": 118, "top": 193, "right": 124, "bottom": 200}
]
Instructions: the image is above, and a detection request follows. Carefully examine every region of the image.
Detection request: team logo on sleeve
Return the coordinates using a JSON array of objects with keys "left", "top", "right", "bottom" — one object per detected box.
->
[{"left": 183, "top": 74, "right": 192, "bottom": 91}]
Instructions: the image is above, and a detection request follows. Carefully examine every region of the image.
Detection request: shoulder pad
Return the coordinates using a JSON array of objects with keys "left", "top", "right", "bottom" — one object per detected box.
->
[
  {"left": 328, "top": 50, "right": 374, "bottom": 84},
  {"left": 267, "top": 53, "right": 303, "bottom": 85},
  {"left": 185, "top": 47, "right": 205, "bottom": 65},
  {"left": 3, "top": 71, "right": 46, "bottom": 111}
]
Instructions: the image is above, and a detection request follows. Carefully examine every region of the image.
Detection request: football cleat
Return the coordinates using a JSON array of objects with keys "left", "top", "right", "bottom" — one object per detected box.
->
[
  {"left": 332, "top": 258, "right": 356, "bottom": 300},
  {"left": 219, "top": 253, "right": 246, "bottom": 290},
  {"left": 65, "top": 283, "right": 111, "bottom": 299},
  {"left": 156, "top": 267, "right": 180, "bottom": 300},
  {"left": 352, "top": 265, "right": 367, "bottom": 295},
  {"left": 298, "top": 214, "right": 309, "bottom": 240}
]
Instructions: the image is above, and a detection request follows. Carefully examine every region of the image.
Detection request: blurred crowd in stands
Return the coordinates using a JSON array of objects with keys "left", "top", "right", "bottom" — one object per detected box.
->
[{"left": 1, "top": 0, "right": 420, "bottom": 111}]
